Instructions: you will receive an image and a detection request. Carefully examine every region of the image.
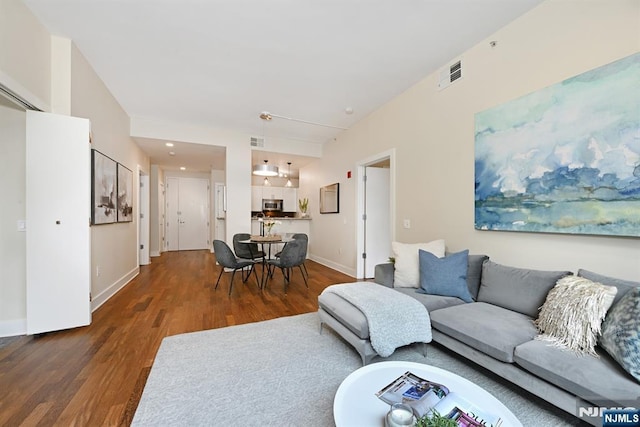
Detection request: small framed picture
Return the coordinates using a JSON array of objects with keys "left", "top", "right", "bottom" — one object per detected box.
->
[
  {"left": 117, "top": 163, "right": 133, "bottom": 222},
  {"left": 91, "top": 150, "right": 117, "bottom": 225}
]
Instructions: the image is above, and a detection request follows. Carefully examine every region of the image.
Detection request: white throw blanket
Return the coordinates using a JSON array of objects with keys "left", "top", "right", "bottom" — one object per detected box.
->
[{"left": 321, "top": 282, "right": 432, "bottom": 357}]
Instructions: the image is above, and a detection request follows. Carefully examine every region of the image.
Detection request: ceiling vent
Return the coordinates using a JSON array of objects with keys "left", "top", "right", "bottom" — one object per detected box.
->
[
  {"left": 437, "top": 60, "right": 463, "bottom": 91},
  {"left": 250, "top": 137, "right": 264, "bottom": 147}
]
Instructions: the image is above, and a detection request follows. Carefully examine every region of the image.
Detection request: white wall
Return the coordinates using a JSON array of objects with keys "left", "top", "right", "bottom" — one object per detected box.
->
[
  {"left": 0, "top": 1, "right": 149, "bottom": 335},
  {"left": 305, "top": 0, "right": 640, "bottom": 281},
  {"left": 0, "top": 99, "right": 27, "bottom": 335}
]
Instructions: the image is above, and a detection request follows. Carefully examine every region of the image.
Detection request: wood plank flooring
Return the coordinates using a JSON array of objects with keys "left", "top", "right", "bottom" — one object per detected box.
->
[{"left": 0, "top": 250, "right": 355, "bottom": 426}]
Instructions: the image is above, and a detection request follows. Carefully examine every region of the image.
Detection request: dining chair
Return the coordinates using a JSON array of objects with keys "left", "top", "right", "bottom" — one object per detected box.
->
[
  {"left": 233, "top": 233, "right": 266, "bottom": 260},
  {"left": 213, "top": 240, "right": 259, "bottom": 295},
  {"left": 274, "top": 233, "right": 309, "bottom": 280},
  {"left": 232, "top": 233, "right": 266, "bottom": 280},
  {"left": 266, "top": 238, "right": 308, "bottom": 293}
]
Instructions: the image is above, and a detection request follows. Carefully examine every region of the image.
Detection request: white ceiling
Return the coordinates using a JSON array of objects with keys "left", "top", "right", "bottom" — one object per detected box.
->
[{"left": 24, "top": 0, "right": 543, "bottom": 173}]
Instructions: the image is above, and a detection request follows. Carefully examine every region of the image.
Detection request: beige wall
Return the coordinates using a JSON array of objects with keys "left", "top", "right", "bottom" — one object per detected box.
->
[
  {"left": 70, "top": 44, "right": 149, "bottom": 309},
  {"left": 0, "top": 0, "right": 50, "bottom": 109},
  {"left": 305, "top": 0, "right": 640, "bottom": 281}
]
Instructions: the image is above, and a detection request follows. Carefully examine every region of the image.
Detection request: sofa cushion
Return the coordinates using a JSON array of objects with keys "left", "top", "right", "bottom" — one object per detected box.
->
[
  {"left": 600, "top": 287, "right": 640, "bottom": 383},
  {"left": 535, "top": 275, "right": 617, "bottom": 356},
  {"left": 392, "top": 240, "right": 445, "bottom": 287},
  {"left": 430, "top": 302, "right": 537, "bottom": 363},
  {"left": 514, "top": 339, "right": 640, "bottom": 405},
  {"left": 466, "top": 254, "right": 489, "bottom": 299},
  {"left": 417, "top": 249, "right": 473, "bottom": 303},
  {"left": 578, "top": 269, "right": 640, "bottom": 309},
  {"left": 394, "top": 288, "right": 466, "bottom": 313},
  {"left": 318, "top": 292, "right": 368, "bottom": 339},
  {"left": 477, "top": 261, "right": 571, "bottom": 318}
]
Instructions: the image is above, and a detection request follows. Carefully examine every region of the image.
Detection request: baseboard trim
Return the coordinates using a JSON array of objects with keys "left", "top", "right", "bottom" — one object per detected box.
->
[
  {"left": 0, "top": 318, "right": 27, "bottom": 338},
  {"left": 150, "top": 250, "right": 160, "bottom": 257},
  {"left": 91, "top": 267, "right": 140, "bottom": 312},
  {"left": 308, "top": 254, "right": 356, "bottom": 278}
]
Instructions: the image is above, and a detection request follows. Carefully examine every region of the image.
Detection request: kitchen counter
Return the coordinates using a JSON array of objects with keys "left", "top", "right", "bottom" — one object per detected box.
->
[
  {"left": 251, "top": 217, "right": 311, "bottom": 237},
  {"left": 251, "top": 216, "right": 311, "bottom": 220}
]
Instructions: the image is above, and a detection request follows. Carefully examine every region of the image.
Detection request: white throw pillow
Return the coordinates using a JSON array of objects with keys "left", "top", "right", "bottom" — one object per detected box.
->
[{"left": 392, "top": 240, "right": 445, "bottom": 288}]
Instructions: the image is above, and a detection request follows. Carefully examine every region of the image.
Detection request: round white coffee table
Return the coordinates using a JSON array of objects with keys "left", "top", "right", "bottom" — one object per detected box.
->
[{"left": 334, "top": 361, "right": 522, "bottom": 427}]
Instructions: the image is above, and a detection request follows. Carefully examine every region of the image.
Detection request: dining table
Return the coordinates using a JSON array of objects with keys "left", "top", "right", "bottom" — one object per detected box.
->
[{"left": 240, "top": 235, "right": 292, "bottom": 289}]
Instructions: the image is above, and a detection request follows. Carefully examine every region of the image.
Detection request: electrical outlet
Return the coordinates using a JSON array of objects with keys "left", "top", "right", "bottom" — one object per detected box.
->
[{"left": 403, "top": 219, "right": 411, "bottom": 229}]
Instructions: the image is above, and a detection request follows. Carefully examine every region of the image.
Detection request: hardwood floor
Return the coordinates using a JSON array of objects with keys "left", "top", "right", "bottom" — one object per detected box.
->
[{"left": 0, "top": 250, "right": 355, "bottom": 426}]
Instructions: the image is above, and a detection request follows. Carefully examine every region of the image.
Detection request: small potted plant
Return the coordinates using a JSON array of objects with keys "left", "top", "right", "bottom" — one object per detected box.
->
[
  {"left": 414, "top": 410, "right": 457, "bottom": 427},
  {"left": 298, "top": 198, "right": 309, "bottom": 217}
]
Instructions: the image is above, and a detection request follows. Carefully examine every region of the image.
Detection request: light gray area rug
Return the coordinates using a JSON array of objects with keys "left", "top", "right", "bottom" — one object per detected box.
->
[{"left": 133, "top": 313, "right": 586, "bottom": 427}]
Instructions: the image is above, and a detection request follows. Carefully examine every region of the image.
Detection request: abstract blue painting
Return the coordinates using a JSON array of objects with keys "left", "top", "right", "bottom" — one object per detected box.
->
[{"left": 475, "top": 52, "right": 640, "bottom": 237}]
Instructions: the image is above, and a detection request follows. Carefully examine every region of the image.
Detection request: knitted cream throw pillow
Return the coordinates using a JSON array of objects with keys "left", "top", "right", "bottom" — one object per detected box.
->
[{"left": 534, "top": 275, "right": 617, "bottom": 356}]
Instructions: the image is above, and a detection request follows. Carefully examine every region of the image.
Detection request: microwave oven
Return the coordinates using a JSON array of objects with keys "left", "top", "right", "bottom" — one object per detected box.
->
[{"left": 262, "top": 199, "right": 283, "bottom": 212}]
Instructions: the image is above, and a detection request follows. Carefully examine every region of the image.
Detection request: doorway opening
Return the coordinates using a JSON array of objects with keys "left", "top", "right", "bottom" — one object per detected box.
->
[{"left": 356, "top": 149, "right": 395, "bottom": 279}]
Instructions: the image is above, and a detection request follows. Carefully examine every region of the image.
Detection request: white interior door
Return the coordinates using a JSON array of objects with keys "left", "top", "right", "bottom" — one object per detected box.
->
[
  {"left": 159, "top": 181, "right": 166, "bottom": 252},
  {"left": 178, "top": 178, "right": 210, "bottom": 250},
  {"left": 139, "top": 173, "right": 150, "bottom": 265},
  {"left": 166, "top": 177, "right": 179, "bottom": 251},
  {"left": 26, "top": 111, "right": 91, "bottom": 334},
  {"left": 215, "top": 183, "right": 226, "bottom": 241},
  {"left": 364, "top": 166, "right": 391, "bottom": 278}
]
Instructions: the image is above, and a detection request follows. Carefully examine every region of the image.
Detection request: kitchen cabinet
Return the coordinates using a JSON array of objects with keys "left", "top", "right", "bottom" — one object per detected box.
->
[
  {"left": 282, "top": 188, "right": 297, "bottom": 212},
  {"left": 251, "top": 186, "right": 263, "bottom": 211},
  {"left": 252, "top": 186, "right": 297, "bottom": 212},
  {"left": 263, "top": 187, "right": 284, "bottom": 200}
]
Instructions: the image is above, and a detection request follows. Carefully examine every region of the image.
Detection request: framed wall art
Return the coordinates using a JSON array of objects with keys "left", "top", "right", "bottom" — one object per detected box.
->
[
  {"left": 91, "top": 149, "right": 117, "bottom": 225},
  {"left": 475, "top": 52, "right": 640, "bottom": 237},
  {"left": 117, "top": 163, "right": 133, "bottom": 222}
]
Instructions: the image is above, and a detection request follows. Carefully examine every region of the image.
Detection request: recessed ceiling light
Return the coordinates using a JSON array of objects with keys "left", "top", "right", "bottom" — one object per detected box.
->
[
  {"left": 169, "top": 151, "right": 175, "bottom": 156},
  {"left": 345, "top": 107, "right": 354, "bottom": 115},
  {"left": 165, "top": 142, "right": 174, "bottom": 147},
  {"left": 180, "top": 166, "right": 186, "bottom": 170}
]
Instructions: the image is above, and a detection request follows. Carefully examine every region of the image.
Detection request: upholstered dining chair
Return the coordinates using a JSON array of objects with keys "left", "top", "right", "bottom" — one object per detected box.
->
[
  {"left": 232, "top": 233, "right": 266, "bottom": 280},
  {"left": 213, "top": 240, "right": 259, "bottom": 295},
  {"left": 233, "top": 233, "right": 266, "bottom": 260},
  {"left": 266, "top": 238, "right": 308, "bottom": 293},
  {"left": 274, "top": 233, "right": 309, "bottom": 280}
]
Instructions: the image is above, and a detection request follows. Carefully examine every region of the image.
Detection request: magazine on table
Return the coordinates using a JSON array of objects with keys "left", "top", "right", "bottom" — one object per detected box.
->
[{"left": 375, "top": 371, "right": 503, "bottom": 427}]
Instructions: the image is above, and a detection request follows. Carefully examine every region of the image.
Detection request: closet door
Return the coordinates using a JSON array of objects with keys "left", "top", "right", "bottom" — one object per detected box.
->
[{"left": 26, "top": 111, "right": 91, "bottom": 334}]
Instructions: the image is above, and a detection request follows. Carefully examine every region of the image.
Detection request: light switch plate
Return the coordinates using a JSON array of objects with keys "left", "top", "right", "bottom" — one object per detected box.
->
[{"left": 17, "top": 220, "right": 26, "bottom": 232}]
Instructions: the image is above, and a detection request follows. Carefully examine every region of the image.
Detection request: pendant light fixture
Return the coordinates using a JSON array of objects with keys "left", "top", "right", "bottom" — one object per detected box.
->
[
  {"left": 253, "top": 159, "right": 278, "bottom": 176},
  {"left": 286, "top": 162, "right": 292, "bottom": 187}
]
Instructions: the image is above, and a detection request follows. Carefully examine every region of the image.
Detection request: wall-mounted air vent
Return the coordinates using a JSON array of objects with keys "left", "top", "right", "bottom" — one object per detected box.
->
[
  {"left": 437, "top": 59, "right": 463, "bottom": 91},
  {"left": 250, "top": 137, "right": 264, "bottom": 147}
]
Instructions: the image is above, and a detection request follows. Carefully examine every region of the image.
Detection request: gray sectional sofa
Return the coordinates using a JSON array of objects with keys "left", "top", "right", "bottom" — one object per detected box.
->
[{"left": 370, "top": 257, "right": 640, "bottom": 426}]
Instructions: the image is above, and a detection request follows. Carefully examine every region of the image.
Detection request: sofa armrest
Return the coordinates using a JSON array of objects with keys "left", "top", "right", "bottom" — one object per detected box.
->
[{"left": 374, "top": 263, "right": 394, "bottom": 288}]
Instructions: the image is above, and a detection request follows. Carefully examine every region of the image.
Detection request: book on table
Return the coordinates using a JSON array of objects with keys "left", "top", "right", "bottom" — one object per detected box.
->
[{"left": 375, "top": 371, "right": 503, "bottom": 427}]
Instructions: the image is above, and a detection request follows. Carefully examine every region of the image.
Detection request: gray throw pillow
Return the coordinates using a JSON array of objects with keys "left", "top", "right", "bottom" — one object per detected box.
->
[
  {"left": 477, "top": 260, "right": 571, "bottom": 318},
  {"left": 466, "top": 254, "right": 489, "bottom": 299},
  {"left": 578, "top": 269, "right": 640, "bottom": 309},
  {"left": 417, "top": 249, "right": 473, "bottom": 303},
  {"left": 600, "top": 287, "right": 640, "bottom": 383}
]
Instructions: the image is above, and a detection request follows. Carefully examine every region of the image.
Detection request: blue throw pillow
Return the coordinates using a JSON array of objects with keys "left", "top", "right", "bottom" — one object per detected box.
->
[
  {"left": 417, "top": 249, "right": 473, "bottom": 303},
  {"left": 600, "top": 287, "right": 640, "bottom": 383}
]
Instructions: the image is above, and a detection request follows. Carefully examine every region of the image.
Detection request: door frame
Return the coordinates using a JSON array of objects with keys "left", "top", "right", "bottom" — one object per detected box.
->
[{"left": 356, "top": 148, "right": 396, "bottom": 279}]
